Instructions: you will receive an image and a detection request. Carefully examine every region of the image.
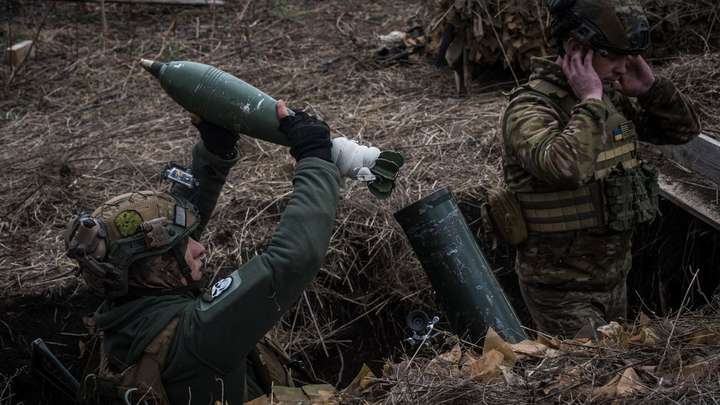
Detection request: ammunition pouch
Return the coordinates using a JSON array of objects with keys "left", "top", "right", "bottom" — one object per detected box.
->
[
  {"left": 516, "top": 183, "right": 605, "bottom": 233},
  {"left": 605, "top": 163, "right": 659, "bottom": 232},
  {"left": 514, "top": 163, "right": 659, "bottom": 234},
  {"left": 78, "top": 318, "right": 178, "bottom": 405},
  {"left": 486, "top": 187, "right": 528, "bottom": 245}
]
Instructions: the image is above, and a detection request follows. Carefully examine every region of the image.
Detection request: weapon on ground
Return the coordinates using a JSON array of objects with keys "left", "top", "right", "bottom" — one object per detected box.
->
[
  {"left": 31, "top": 338, "right": 80, "bottom": 401},
  {"left": 394, "top": 188, "right": 528, "bottom": 344},
  {"left": 139, "top": 59, "right": 404, "bottom": 199}
]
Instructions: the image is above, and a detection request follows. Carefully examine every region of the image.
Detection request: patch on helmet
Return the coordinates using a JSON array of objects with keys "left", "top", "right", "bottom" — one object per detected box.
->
[
  {"left": 211, "top": 277, "right": 233, "bottom": 299},
  {"left": 114, "top": 210, "right": 143, "bottom": 237}
]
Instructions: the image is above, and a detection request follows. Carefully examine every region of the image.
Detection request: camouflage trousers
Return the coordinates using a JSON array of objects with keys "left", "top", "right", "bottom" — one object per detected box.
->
[{"left": 515, "top": 230, "right": 633, "bottom": 338}]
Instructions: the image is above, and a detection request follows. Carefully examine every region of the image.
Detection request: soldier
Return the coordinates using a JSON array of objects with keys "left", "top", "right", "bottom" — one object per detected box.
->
[
  {"left": 500, "top": 0, "right": 700, "bottom": 337},
  {"left": 64, "top": 101, "right": 340, "bottom": 404}
]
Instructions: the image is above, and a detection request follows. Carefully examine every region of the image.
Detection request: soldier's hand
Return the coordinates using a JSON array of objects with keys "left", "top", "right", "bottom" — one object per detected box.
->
[
  {"left": 562, "top": 46, "right": 603, "bottom": 101},
  {"left": 192, "top": 115, "right": 239, "bottom": 160},
  {"left": 617, "top": 55, "right": 656, "bottom": 97},
  {"left": 277, "top": 100, "right": 332, "bottom": 163}
]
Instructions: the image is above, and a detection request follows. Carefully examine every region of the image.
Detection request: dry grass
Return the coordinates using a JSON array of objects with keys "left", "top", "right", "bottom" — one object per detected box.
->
[
  {"left": 658, "top": 53, "right": 720, "bottom": 137},
  {"left": 0, "top": 0, "right": 506, "bottom": 388},
  {"left": 3, "top": 0, "right": 720, "bottom": 402},
  {"left": 363, "top": 305, "right": 720, "bottom": 404}
]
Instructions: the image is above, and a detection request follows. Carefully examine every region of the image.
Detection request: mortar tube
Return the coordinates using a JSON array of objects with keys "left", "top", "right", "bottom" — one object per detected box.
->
[{"left": 394, "top": 188, "right": 528, "bottom": 344}]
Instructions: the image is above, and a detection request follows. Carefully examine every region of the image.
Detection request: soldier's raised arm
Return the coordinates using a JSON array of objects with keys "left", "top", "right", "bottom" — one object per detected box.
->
[
  {"left": 161, "top": 102, "right": 341, "bottom": 402},
  {"left": 170, "top": 118, "right": 240, "bottom": 236},
  {"left": 503, "top": 48, "right": 608, "bottom": 189},
  {"left": 610, "top": 57, "right": 701, "bottom": 145}
]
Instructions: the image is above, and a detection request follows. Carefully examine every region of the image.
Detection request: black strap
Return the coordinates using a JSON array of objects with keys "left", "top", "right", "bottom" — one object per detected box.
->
[{"left": 171, "top": 239, "right": 197, "bottom": 287}]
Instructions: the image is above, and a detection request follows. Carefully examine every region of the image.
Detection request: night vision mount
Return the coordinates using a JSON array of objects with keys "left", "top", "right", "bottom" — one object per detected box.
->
[{"left": 162, "top": 163, "right": 198, "bottom": 190}]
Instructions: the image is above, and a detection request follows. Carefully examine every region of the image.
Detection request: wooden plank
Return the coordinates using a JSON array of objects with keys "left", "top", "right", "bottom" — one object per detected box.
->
[
  {"left": 5, "top": 40, "right": 34, "bottom": 67},
  {"left": 659, "top": 134, "right": 720, "bottom": 185},
  {"left": 53, "top": 0, "right": 224, "bottom": 4},
  {"left": 658, "top": 174, "right": 720, "bottom": 232},
  {"left": 97, "top": 0, "right": 224, "bottom": 4}
]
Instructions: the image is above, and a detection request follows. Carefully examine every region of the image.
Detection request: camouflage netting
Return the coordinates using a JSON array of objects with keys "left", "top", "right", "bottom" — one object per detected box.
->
[{"left": 430, "top": 0, "right": 720, "bottom": 74}]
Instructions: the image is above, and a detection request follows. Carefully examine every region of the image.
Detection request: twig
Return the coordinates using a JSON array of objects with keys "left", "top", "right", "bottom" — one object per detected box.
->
[{"left": 659, "top": 268, "right": 701, "bottom": 368}]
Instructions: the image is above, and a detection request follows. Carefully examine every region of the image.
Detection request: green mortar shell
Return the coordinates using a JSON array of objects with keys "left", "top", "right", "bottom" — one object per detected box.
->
[
  {"left": 150, "top": 60, "right": 291, "bottom": 146},
  {"left": 394, "top": 188, "right": 528, "bottom": 344}
]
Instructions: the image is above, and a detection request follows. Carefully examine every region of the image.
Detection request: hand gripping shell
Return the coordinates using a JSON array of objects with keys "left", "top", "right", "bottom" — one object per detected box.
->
[{"left": 140, "top": 59, "right": 405, "bottom": 199}]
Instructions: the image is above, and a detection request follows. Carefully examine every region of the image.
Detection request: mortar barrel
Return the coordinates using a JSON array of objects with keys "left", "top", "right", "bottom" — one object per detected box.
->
[{"left": 394, "top": 188, "right": 527, "bottom": 343}]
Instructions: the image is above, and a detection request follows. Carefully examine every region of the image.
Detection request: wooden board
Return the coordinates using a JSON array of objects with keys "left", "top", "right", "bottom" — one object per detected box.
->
[
  {"left": 658, "top": 175, "right": 720, "bottom": 232},
  {"left": 659, "top": 134, "right": 720, "bottom": 185},
  {"left": 5, "top": 40, "right": 34, "bottom": 67},
  {"left": 62, "top": 0, "right": 224, "bottom": 4}
]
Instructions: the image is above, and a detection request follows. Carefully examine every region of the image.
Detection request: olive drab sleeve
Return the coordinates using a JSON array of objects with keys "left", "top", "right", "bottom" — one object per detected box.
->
[
  {"left": 172, "top": 140, "right": 240, "bottom": 236},
  {"left": 503, "top": 97, "right": 608, "bottom": 188},
  {"left": 181, "top": 158, "right": 340, "bottom": 372},
  {"left": 611, "top": 77, "right": 701, "bottom": 145}
]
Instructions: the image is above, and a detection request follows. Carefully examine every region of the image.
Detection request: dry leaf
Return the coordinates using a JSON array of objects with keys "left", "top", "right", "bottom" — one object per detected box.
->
[
  {"left": 510, "top": 340, "right": 548, "bottom": 358},
  {"left": 461, "top": 349, "right": 504, "bottom": 383},
  {"left": 537, "top": 334, "right": 561, "bottom": 349},
  {"left": 616, "top": 368, "right": 648, "bottom": 396},
  {"left": 629, "top": 327, "right": 658, "bottom": 345},
  {"left": 438, "top": 344, "right": 462, "bottom": 364},
  {"left": 342, "top": 364, "right": 376, "bottom": 396},
  {"left": 597, "top": 321, "right": 624, "bottom": 338},
  {"left": 427, "top": 344, "right": 463, "bottom": 377},
  {"left": 500, "top": 365, "right": 523, "bottom": 386},
  {"left": 591, "top": 374, "right": 621, "bottom": 399},
  {"left": 638, "top": 312, "right": 652, "bottom": 327},
  {"left": 483, "top": 327, "right": 517, "bottom": 367},
  {"left": 302, "top": 384, "right": 337, "bottom": 405}
]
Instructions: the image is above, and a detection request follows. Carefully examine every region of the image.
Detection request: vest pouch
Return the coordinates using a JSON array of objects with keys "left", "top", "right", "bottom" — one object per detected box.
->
[
  {"left": 486, "top": 186, "right": 528, "bottom": 245},
  {"left": 604, "top": 168, "right": 636, "bottom": 232},
  {"left": 635, "top": 163, "right": 659, "bottom": 224}
]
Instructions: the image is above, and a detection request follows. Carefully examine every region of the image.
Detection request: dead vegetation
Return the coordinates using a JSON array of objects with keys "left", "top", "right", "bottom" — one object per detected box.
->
[
  {"left": 429, "top": 0, "right": 720, "bottom": 74},
  {"left": 355, "top": 305, "right": 720, "bottom": 404},
  {"left": 1, "top": 0, "right": 720, "bottom": 404},
  {"left": 0, "top": 0, "right": 504, "bottom": 399}
]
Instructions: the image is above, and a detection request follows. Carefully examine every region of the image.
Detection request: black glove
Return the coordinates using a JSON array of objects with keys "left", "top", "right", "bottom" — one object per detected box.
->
[
  {"left": 192, "top": 119, "right": 239, "bottom": 160},
  {"left": 278, "top": 111, "right": 332, "bottom": 163}
]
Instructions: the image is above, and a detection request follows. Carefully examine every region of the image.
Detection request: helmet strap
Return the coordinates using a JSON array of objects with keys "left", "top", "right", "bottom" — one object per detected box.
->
[{"left": 171, "top": 239, "right": 197, "bottom": 287}]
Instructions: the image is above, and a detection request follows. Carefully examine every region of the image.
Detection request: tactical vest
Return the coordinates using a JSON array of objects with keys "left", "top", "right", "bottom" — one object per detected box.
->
[
  {"left": 78, "top": 316, "right": 296, "bottom": 405},
  {"left": 503, "top": 79, "right": 658, "bottom": 234},
  {"left": 78, "top": 316, "right": 178, "bottom": 405}
]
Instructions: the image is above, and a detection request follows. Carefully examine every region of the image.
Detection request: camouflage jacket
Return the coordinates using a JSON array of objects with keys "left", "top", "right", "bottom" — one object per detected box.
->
[{"left": 502, "top": 57, "right": 700, "bottom": 194}]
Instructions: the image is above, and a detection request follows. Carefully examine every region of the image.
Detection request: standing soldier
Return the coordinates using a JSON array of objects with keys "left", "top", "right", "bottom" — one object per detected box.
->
[
  {"left": 64, "top": 101, "right": 340, "bottom": 404},
  {"left": 500, "top": 0, "right": 700, "bottom": 337}
]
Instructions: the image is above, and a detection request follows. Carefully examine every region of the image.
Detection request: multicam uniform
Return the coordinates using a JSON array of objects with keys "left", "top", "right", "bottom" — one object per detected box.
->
[{"left": 501, "top": 57, "right": 700, "bottom": 336}]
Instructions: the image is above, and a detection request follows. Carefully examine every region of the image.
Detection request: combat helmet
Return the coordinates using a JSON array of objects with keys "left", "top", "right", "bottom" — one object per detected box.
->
[
  {"left": 547, "top": 0, "right": 650, "bottom": 55},
  {"left": 64, "top": 165, "right": 201, "bottom": 298}
]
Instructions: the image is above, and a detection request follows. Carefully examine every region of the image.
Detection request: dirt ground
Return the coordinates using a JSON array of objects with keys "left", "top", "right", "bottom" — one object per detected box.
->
[{"left": 2, "top": 1, "right": 719, "bottom": 404}]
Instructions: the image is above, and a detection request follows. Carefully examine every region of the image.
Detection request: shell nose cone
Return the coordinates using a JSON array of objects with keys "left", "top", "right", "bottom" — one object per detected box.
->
[{"left": 139, "top": 58, "right": 163, "bottom": 79}]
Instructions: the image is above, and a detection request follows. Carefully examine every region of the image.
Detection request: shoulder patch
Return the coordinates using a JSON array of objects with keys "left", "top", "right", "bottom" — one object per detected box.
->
[{"left": 210, "top": 277, "right": 233, "bottom": 299}]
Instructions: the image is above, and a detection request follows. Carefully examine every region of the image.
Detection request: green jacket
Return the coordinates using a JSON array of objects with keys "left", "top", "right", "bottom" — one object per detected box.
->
[{"left": 95, "top": 140, "right": 341, "bottom": 404}]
